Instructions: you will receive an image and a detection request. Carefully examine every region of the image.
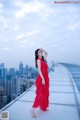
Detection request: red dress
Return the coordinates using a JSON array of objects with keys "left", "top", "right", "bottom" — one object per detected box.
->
[{"left": 32, "top": 58, "right": 49, "bottom": 111}]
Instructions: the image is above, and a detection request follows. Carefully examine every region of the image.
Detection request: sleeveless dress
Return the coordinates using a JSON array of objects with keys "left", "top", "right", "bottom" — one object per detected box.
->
[{"left": 32, "top": 58, "right": 49, "bottom": 111}]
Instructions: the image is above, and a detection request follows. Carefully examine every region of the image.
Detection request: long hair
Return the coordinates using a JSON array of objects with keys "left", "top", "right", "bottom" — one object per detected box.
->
[{"left": 35, "top": 49, "right": 44, "bottom": 68}]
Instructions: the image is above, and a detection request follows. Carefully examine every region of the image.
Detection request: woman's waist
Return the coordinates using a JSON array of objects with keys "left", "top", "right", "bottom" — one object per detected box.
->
[
  {"left": 41, "top": 70, "right": 48, "bottom": 75},
  {"left": 41, "top": 68, "right": 48, "bottom": 71}
]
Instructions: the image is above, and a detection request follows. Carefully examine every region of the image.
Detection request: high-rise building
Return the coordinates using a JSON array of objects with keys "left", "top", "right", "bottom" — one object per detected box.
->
[
  {"left": 5, "top": 75, "right": 12, "bottom": 97},
  {"left": 3, "top": 95, "right": 7, "bottom": 106},
  {"left": 0, "top": 86, "right": 4, "bottom": 108},
  {"left": 11, "top": 76, "right": 21, "bottom": 99},
  {"left": 19, "top": 62, "right": 23, "bottom": 75},
  {"left": 0, "top": 68, "right": 4, "bottom": 78},
  {"left": 25, "top": 65, "right": 28, "bottom": 73},
  {"left": 0, "top": 64, "right": 5, "bottom": 87},
  {"left": 9, "top": 68, "right": 15, "bottom": 76},
  {"left": 0, "top": 63, "right": 4, "bottom": 68}
]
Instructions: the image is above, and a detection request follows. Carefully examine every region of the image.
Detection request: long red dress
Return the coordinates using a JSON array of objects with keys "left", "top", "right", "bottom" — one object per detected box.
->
[{"left": 32, "top": 58, "right": 49, "bottom": 111}]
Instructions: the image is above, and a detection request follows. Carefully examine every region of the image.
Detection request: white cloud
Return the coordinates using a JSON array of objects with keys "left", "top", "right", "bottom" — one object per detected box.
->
[
  {"left": 0, "top": 48, "right": 10, "bottom": 51},
  {"left": 78, "top": 43, "right": 80, "bottom": 46},
  {"left": 14, "top": 1, "right": 45, "bottom": 19},
  {"left": 16, "top": 27, "right": 40, "bottom": 40},
  {"left": 21, "top": 40, "right": 26, "bottom": 44},
  {"left": 14, "top": 1, "right": 59, "bottom": 21},
  {"left": 16, "top": 54, "right": 19, "bottom": 57},
  {"left": 21, "top": 45, "right": 26, "bottom": 48},
  {"left": 0, "top": 2, "right": 3, "bottom": 13},
  {"left": 66, "top": 22, "right": 80, "bottom": 31},
  {"left": 50, "top": 44, "right": 60, "bottom": 48},
  {"left": 29, "top": 41, "right": 35, "bottom": 46},
  {"left": 20, "top": 40, "right": 35, "bottom": 48},
  {"left": 2, "top": 39, "right": 9, "bottom": 43},
  {"left": 26, "top": 27, "right": 40, "bottom": 36},
  {"left": 16, "top": 33, "right": 26, "bottom": 40},
  {"left": 14, "top": 25, "right": 19, "bottom": 31},
  {"left": 0, "top": 15, "right": 8, "bottom": 28}
]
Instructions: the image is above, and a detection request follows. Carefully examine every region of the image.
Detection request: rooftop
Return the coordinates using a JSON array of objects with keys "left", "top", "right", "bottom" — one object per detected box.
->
[{"left": 0, "top": 64, "right": 80, "bottom": 120}]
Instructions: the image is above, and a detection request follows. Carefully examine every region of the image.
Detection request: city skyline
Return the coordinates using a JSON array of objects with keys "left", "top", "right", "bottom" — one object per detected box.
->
[{"left": 0, "top": 0, "right": 80, "bottom": 68}]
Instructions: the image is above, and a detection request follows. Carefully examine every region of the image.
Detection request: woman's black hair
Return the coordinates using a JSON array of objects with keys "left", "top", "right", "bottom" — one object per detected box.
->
[{"left": 35, "top": 49, "right": 44, "bottom": 68}]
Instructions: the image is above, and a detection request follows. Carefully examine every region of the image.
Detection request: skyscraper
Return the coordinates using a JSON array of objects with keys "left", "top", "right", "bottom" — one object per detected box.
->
[
  {"left": 0, "top": 63, "right": 5, "bottom": 87},
  {"left": 0, "top": 67, "right": 4, "bottom": 78},
  {"left": 0, "top": 63, "right": 4, "bottom": 68},
  {"left": 0, "top": 86, "right": 4, "bottom": 108},
  {"left": 19, "top": 62, "right": 23, "bottom": 75}
]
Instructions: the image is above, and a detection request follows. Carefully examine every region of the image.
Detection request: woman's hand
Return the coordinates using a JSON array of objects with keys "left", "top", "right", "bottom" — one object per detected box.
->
[
  {"left": 40, "top": 48, "right": 48, "bottom": 60},
  {"left": 40, "top": 48, "right": 43, "bottom": 52},
  {"left": 42, "top": 78, "right": 45, "bottom": 85}
]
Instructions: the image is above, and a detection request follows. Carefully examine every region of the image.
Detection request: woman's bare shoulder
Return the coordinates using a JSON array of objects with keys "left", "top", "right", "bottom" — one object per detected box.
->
[{"left": 37, "top": 59, "right": 40, "bottom": 63}]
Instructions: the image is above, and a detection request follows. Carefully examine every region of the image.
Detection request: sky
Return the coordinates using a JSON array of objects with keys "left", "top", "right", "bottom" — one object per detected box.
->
[{"left": 0, "top": 0, "right": 80, "bottom": 68}]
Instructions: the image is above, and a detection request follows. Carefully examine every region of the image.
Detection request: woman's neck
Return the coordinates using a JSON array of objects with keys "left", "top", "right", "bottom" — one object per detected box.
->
[{"left": 38, "top": 57, "right": 42, "bottom": 59}]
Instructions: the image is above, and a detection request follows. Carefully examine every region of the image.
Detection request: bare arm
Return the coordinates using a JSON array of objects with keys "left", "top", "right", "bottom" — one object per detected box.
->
[
  {"left": 41, "top": 48, "right": 48, "bottom": 60},
  {"left": 37, "top": 59, "right": 45, "bottom": 85}
]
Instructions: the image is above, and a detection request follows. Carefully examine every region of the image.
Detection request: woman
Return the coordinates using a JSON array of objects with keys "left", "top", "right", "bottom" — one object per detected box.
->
[{"left": 31, "top": 48, "right": 50, "bottom": 118}]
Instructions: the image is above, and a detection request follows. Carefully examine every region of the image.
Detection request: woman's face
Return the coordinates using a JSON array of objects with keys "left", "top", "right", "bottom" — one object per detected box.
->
[{"left": 38, "top": 49, "right": 43, "bottom": 57}]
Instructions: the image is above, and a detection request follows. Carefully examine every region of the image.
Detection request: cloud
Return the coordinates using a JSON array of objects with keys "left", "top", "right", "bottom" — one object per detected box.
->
[
  {"left": 28, "top": 41, "right": 35, "bottom": 46},
  {"left": 16, "top": 54, "right": 19, "bottom": 57},
  {"left": 0, "top": 15, "right": 8, "bottom": 28},
  {"left": 14, "top": 1, "right": 45, "bottom": 19},
  {"left": 1, "top": 39, "right": 9, "bottom": 43},
  {"left": 0, "top": 48, "right": 10, "bottom": 51},
  {"left": 15, "top": 27, "right": 40, "bottom": 40},
  {"left": 26, "top": 27, "right": 40, "bottom": 36},
  {"left": 50, "top": 44, "right": 60, "bottom": 48},
  {"left": 66, "top": 21, "right": 80, "bottom": 31},
  {"left": 14, "top": 0, "right": 59, "bottom": 22},
  {"left": 0, "top": 2, "right": 3, "bottom": 13},
  {"left": 20, "top": 41, "right": 35, "bottom": 48},
  {"left": 16, "top": 33, "right": 26, "bottom": 40},
  {"left": 14, "top": 25, "right": 19, "bottom": 31}
]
